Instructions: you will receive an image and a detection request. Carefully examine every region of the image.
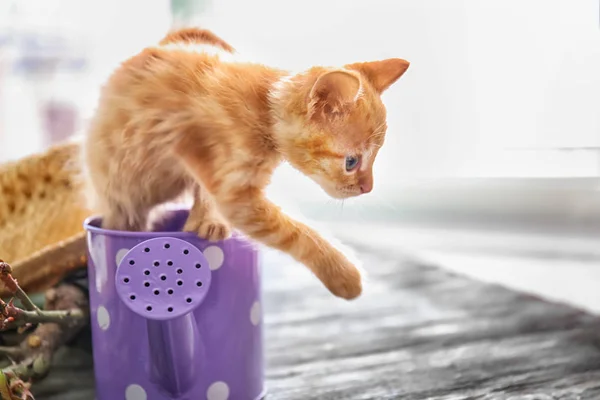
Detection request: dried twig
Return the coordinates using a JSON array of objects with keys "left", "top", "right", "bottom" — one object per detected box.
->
[
  {"left": 0, "top": 261, "right": 86, "bottom": 330},
  {"left": 0, "top": 262, "right": 38, "bottom": 312},
  {"left": 0, "top": 260, "right": 89, "bottom": 399},
  {"left": 0, "top": 369, "right": 33, "bottom": 400},
  {"left": 0, "top": 347, "right": 23, "bottom": 360},
  {"left": 4, "top": 284, "right": 89, "bottom": 377}
]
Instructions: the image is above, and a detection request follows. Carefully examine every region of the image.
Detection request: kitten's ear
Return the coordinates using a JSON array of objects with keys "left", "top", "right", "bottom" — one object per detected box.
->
[
  {"left": 308, "top": 70, "right": 361, "bottom": 120},
  {"left": 345, "top": 58, "right": 409, "bottom": 93}
]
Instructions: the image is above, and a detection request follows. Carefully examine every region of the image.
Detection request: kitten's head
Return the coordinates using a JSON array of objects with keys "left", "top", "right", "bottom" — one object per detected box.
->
[{"left": 272, "top": 58, "right": 409, "bottom": 199}]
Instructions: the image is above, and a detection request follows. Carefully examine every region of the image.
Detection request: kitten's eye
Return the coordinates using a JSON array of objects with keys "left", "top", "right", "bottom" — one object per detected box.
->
[{"left": 345, "top": 155, "right": 360, "bottom": 172}]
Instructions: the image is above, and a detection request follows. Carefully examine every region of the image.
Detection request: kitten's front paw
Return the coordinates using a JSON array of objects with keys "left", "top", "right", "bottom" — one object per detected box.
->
[
  {"left": 199, "top": 220, "right": 232, "bottom": 241},
  {"left": 184, "top": 217, "right": 232, "bottom": 242},
  {"left": 318, "top": 253, "right": 363, "bottom": 300}
]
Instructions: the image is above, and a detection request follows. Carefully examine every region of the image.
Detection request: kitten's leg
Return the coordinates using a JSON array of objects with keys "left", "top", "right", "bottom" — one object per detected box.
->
[
  {"left": 183, "top": 185, "right": 231, "bottom": 241},
  {"left": 219, "top": 188, "right": 361, "bottom": 299},
  {"left": 98, "top": 195, "right": 150, "bottom": 232},
  {"left": 178, "top": 160, "right": 361, "bottom": 298},
  {"left": 176, "top": 146, "right": 362, "bottom": 299}
]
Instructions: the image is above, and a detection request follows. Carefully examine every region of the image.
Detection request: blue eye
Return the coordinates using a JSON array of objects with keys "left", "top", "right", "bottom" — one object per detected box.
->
[{"left": 345, "top": 156, "right": 360, "bottom": 171}]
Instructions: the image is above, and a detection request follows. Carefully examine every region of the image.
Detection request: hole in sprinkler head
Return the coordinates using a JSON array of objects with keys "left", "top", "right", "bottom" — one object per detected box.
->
[
  {"left": 195, "top": 263, "right": 201, "bottom": 269},
  {"left": 144, "top": 282, "right": 150, "bottom": 287},
  {"left": 177, "top": 280, "right": 183, "bottom": 286},
  {"left": 144, "top": 247, "right": 150, "bottom": 253},
  {"left": 147, "top": 306, "right": 152, "bottom": 311},
  {"left": 186, "top": 298, "right": 192, "bottom": 303},
  {"left": 183, "top": 249, "right": 189, "bottom": 255},
  {"left": 167, "top": 261, "right": 173, "bottom": 266},
  {"left": 196, "top": 281, "right": 203, "bottom": 287},
  {"left": 123, "top": 278, "right": 130, "bottom": 283},
  {"left": 129, "top": 260, "right": 135, "bottom": 265},
  {"left": 154, "top": 289, "right": 160, "bottom": 295},
  {"left": 160, "top": 275, "right": 167, "bottom": 281},
  {"left": 168, "top": 289, "right": 174, "bottom": 295},
  {"left": 177, "top": 269, "right": 183, "bottom": 274},
  {"left": 153, "top": 261, "right": 160, "bottom": 267},
  {"left": 168, "top": 307, "right": 173, "bottom": 312},
  {"left": 144, "top": 270, "right": 150, "bottom": 275},
  {"left": 130, "top": 295, "right": 136, "bottom": 300},
  {"left": 164, "top": 243, "right": 170, "bottom": 249}
]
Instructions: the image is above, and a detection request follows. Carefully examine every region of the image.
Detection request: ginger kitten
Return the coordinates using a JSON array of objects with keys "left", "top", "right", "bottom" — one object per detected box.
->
[{"left": 82, "top": 27, "right": 409, "bottom": 300}]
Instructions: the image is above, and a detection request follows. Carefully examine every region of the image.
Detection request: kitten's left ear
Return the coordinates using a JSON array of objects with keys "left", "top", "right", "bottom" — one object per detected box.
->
[
  {"left": 345, "top": 58, "right": 409, "bottom": 93},
  {"left": 308, "top": 70, "right": 361, "bottom": 120}
]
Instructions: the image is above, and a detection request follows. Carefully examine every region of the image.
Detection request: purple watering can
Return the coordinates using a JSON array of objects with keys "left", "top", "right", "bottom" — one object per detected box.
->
[{"left": 83, "top": 207, "right": 265, "bottom": 400}]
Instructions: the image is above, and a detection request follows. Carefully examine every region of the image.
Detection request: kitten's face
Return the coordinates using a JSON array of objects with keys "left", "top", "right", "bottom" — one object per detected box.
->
[
  {"left": 303, "top": 95, "right": 387, "bottom": 199},
  {"left": 284, "top": 59, "right": 409, "bottom": 199}
]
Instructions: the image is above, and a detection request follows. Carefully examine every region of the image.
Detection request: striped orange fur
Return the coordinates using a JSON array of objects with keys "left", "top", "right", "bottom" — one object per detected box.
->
[{"left": 82, "top": 27, "right": 410, "bottom": 300}]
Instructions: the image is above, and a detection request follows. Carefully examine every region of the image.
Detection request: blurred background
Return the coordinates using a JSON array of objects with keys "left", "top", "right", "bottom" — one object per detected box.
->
[{"left": 1, "top": 1, "right": 600, "bottom": 312}]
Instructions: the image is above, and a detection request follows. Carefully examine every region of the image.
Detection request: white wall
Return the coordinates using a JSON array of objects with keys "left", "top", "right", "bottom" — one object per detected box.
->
[
  {"left": 1, "top": 1, "right": 598, "bottom": 197},
  {"left": 196, "top": 0, "right": 600, "bottom": 187},
  {"left": 0, "top": 0, "right": 172, "bottom": 161}
]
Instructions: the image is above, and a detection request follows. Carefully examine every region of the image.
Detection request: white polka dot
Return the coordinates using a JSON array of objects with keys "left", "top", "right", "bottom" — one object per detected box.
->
[
  {"left": 207, "top": 381, "right": 229, "bottom": 400},
  {"left": 203, "top": 246, "right": 224, "bottom": 270},
  {"left": 97, "top": 306, "right": 110, "bottom": 330},
  {"left": 125, "top": 384, "right": 147, "bottom": 400},
  {"left": 250, "top": 301, "right": 261, "bottom": 326},
  {"left": 115, "top": 248, "right": 130, "bottom": 266}
]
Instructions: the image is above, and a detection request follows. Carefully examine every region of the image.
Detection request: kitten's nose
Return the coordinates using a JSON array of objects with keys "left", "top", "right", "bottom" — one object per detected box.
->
[{"left": 359, "top": 178, "right": 373, "bottom": 194}]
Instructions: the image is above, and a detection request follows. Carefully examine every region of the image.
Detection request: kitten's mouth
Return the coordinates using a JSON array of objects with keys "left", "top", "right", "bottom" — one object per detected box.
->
[
  {"left": 329, "top": 187, "right": 362, "bottom": 199},
  {"left": 308, "top": 175, "right": 361, "bottom": 199},
  {"left": 341, "top": 192, "right": 362, "bottom": 199}
]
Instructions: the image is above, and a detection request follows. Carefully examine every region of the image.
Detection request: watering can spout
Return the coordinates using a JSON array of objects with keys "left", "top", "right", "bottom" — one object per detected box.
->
[
  {"left": 114, "top": 237, "right": 212, "bottom": 398},
  {"left": 146, "top": 314, "right": 203, "bottom": 397}
]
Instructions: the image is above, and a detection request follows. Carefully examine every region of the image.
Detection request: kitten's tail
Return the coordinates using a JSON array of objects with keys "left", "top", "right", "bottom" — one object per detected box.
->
[
  {"left": 0, "top": 138, "right": 92, "bottom": 295},
  {"left": 159, "top": 27, "right": 235, "bottom": 53}
]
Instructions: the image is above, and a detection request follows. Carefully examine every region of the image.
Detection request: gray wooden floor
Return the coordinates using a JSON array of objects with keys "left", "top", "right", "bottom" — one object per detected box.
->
[{"left": 27, "top": 240, "right": 600, "bottom": 399}]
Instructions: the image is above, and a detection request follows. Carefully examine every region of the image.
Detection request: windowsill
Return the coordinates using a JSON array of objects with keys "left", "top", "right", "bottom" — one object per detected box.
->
[
  {"left": 323, "top": 220, "right": 600, "bottom": 316},
  {"left": 293, "top": 177, "right": 600, "bottom": 235}
]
